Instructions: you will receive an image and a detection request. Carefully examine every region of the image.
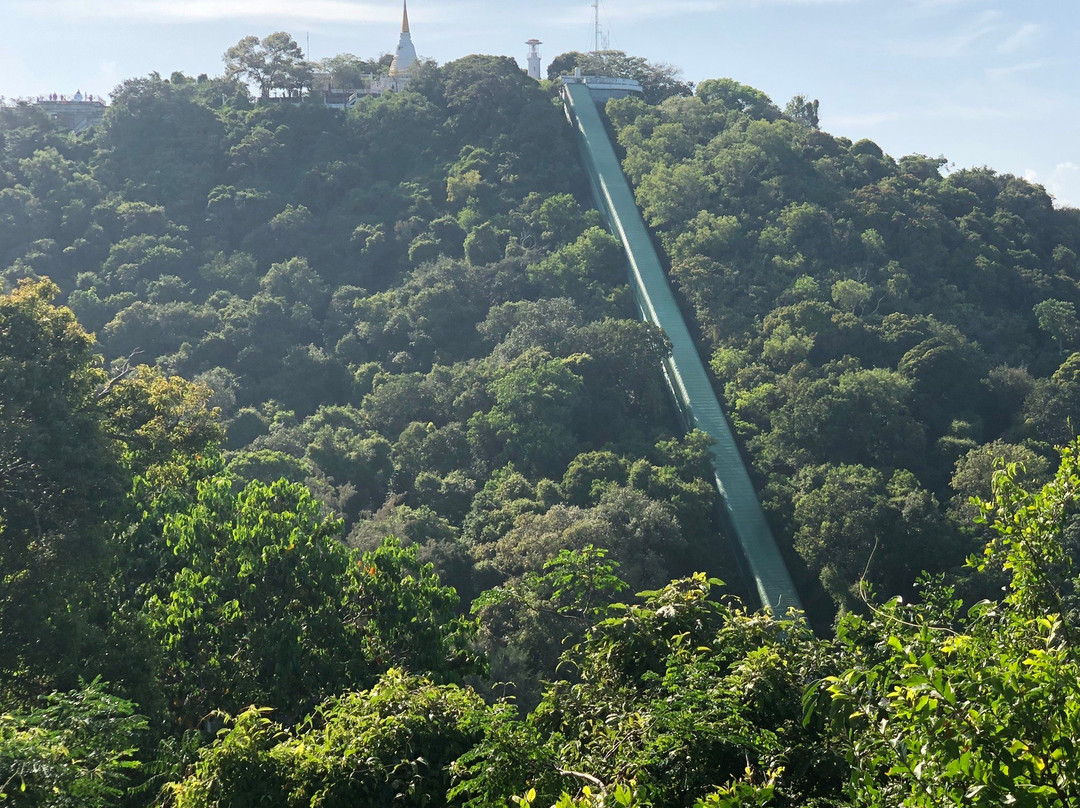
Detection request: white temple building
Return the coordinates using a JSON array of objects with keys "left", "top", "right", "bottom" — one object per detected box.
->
[
  {"left": 387, "top": 1, "right": 418, "bottom": 83},
  {"left": 318, "top": 0, "right": 420, "bottom": 107},
  {"left": 354, "top": 1, "right": 420, "bottom": 99}
]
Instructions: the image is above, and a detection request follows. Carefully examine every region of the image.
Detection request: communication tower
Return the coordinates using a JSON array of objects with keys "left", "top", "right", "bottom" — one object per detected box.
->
[{"left": 590, "top": 0, "right": 609, "bottom": 52}]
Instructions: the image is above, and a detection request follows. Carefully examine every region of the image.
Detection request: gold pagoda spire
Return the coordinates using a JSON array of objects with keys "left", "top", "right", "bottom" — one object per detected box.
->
[{"left": 388, "top": 0, "right": 418, "bottom": 77}]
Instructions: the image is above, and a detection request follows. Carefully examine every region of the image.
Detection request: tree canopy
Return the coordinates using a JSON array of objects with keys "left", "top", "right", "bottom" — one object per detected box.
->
[
  {"left": 3, "top": 39, "right": 1080, "bottom": 808},
  {"left": 605, "top": 75, "right": 1080, "bottom": 618},
  {"left": 224, "top": 32, "right": 313, "bottom": 98}
]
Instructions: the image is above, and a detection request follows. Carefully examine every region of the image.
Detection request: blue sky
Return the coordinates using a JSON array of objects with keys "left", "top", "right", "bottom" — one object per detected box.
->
[{"left": 2, "top": 0, "right": 1077, "bottom": 207}]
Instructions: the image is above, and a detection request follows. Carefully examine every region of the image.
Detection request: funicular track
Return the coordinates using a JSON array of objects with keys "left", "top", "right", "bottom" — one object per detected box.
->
[{"left": 562, "top": 80, "right": 803, "bottom": 615}]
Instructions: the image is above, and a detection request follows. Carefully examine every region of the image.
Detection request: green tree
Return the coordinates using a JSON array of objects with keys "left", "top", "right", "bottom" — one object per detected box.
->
[
  {"left": 223, "top": 32, "right": 313, "bottom": 98},
  {"left": 829, "top": 278, "right": 872, "bottom": 314},
  {"left": 442, "top": 54, "right": 541, "bottom": 143},
  {"left": 695, "top": 78, "right": 779, "bottom": 119},
  {"left": 534, "top": 575, "right": 844, "bottom": 807},
  {"left": 467, "top": 350, "right": 585, "bottom": 477},
  {"left": 948, "top": 440, "right": 1049, "bottom": 522},
  {"left": 528, "top": 226, "right": 623, "bottom": 299},
  {"left": 783, "top": 95, "right": 820, "bottom": 130},
  {"left": 1034, "top": 298, "right": 1078, "bottom": 353},
  {"left": 464, "top": 221, "right": 508, "bottom": 266},
  {"left": 317, "top": 53, "right": 386, "bottom": 90},
  {"left": 98, "top": 74, "right": 227, "bottom": 217},
  {"left": 817, "top": 441, "right": 1080, "bottom": 806},
  {"left": 145, "top": 468, "right": 474, "bottom": 726},
  {"left": 472, "top": 545, "right": 629, "bottom": 709},
  {"left": 0, "top": 680, "right": 147, "bottom": 807},
  {"left": 0, "top": 280, "right": 122, "bottom": 693},
  {"left": 166, "top": 670, "right": 493, "bottom": 808},
  {"left": 1023, "top": 353, "right": 1080, "bottom": 447},
  {"left": 145, "top": 475, "right": 362, "bottom": 724},
  {"left": 791, "top": 463, "right": 951, "bottom": 607}
]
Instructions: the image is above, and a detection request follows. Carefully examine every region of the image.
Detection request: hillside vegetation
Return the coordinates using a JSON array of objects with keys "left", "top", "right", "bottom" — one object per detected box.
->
[
  {"left": 607, "top": 79, "right": 1080, "bottom": 613},
  {"left": 2, "top": 49, "right": 1080, "bottom": 807}
]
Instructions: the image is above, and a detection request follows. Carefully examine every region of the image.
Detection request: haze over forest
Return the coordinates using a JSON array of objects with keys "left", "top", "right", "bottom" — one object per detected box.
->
[{"left": 2, "top": 25, "right": 1080, "bottom": 808}]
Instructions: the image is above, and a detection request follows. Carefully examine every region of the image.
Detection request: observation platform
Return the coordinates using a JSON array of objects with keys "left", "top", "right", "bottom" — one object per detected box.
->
[
  {"left": 559, "top": 74, "right": 643, "bottom": 103},
  {"left": 32, "top": 99, "right": 106, "bottom": 133}
]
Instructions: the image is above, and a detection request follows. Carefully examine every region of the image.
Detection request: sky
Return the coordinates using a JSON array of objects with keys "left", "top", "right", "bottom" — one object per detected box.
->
[{"left": 1, "top": 0, "right": 1077, "bottom": 208}]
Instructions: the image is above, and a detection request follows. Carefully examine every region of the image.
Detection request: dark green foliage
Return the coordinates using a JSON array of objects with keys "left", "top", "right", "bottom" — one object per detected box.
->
[
  {"left": 607, "top": 74, "right": 1080, "bottom": 613},
  {"left": 144, "top": 472, "right": 473, "bottom": 725},
  {"left": 10, "top": 45, "right": 1080, "bottom": 808},
  {"left": 223, "top": 32, "right": 312, "bottom": 100},
  {"left": 471, "top": 545, "right": 630, "bottom": 710},
  {"left": 813, "top": 441, "right": 1080, "bottom": 806},
  {"left": 96, "top": 75, "right": 230, "bottom": 220},
  {"left": 0, "top": 281, "right": 122, "bottom": 694},
  {"left": 144, "top": 475, "right": 361, "bottom": 724},
  {"left": 317, "top": 53, "right": 388, "bottom": 90},
  {"left": 533, "top": 575, "right": 845, "bottom": 807},
  {"left": 165, "top": 670, "right": 493, "bottom": 808},
  {"left": 0, "top": 53, "right": 657, "bottom": 565},
  {"left": 0, "top": 681, "right": 147, "bottom": 807}
]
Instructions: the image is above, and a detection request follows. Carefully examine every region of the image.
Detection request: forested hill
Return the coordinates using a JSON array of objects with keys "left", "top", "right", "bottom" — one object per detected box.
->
[
  {"left": 3, "top": 49, "right": 1080, "bottom": 808},
  {"left": 606, "top": 79, "right": 1080, "bottom": 614},
  {"left": 2, "top": 52, "right": 731, "bottom": 708}
]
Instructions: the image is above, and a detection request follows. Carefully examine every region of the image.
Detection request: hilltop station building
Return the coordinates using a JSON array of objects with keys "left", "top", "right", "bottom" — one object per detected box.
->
[{"left": 28, "top": 91, "right": 107, "bottom": 133}]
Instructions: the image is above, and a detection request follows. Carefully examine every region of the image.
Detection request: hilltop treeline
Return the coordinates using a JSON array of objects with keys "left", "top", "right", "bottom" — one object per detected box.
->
[{"left": 2, "top": 50, "right": 1080, "bottom": 807}]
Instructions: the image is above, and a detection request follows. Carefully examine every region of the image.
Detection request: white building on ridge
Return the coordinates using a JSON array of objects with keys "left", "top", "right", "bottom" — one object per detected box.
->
[
  {"left": 358, "top": 0, "right": 420, "bottom": 98},
  {"left": 319, "top": 0, "right": 420, "bottom": 107},
  {"left": 526, "top": 39, "right": 543, "bottom": 81}
]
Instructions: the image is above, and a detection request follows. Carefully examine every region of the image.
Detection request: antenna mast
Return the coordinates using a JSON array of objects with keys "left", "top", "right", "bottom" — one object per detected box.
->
[{"left": 593, "top": 0, "right": 601, "bottom": 53}]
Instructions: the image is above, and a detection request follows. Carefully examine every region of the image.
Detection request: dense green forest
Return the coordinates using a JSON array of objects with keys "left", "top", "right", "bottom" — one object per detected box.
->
[
  {"left": 605, "top": 80, "right": 1080, "bottom": 615},
  {"left": 3, "top": 40, "right": 1080, "bottom": 807}
]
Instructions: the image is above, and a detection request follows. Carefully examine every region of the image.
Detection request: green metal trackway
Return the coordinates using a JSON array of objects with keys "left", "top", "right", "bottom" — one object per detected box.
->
[{"left": 562, "top": 81, "right": 803, "bottom": 615}]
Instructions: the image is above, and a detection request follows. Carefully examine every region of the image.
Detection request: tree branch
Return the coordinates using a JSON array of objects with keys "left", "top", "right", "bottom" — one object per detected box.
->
[
  {"left": 96, "top": 349, "right": 143, "bottom": 400},
  {"left": 558, "top": 769, "right": 606, "bottom": 793}
]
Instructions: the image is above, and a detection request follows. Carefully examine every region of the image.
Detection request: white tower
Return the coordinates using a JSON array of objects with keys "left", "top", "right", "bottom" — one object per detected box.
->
[
  {"left": 388, "top": 0, "right": 418, "bottom": 77},
  {"left": 526, "top": 39, "right": 543, "bottom": 80}
]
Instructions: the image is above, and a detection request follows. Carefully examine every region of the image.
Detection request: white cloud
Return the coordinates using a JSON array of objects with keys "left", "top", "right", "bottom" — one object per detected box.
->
[
  {"left": 889, "top": 9, "right": 1003, "bottom": 58},
  {"left": 16, "top": 0, "right": 406, "bottom": 24},
  {"left": 985, "top": 59, "right": 1054, "bottom": 79},
  {"left": 547, "top": 0, "right": 860, "bottom": 27},
  {"left": 913, "top": 0, "right": 989, "bottom": 9},
  {"left": 828, "top": 110, "right": 902, "bottom": 129},
  {"left": 1025, "top": 162, "right": 1080, "bottom": 210},
  {"left": 890, "top": 10, "right": 1041, "bottom": 62},
  {"left": 829, "top": 101, "right": 1010, "bottom": 137},
  {"left": 895, "top": 0, "right": 992, "bottom": 27},
  {"left": 997, "top": 21, "right": 1040, "bottom": 54}
]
